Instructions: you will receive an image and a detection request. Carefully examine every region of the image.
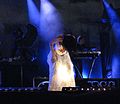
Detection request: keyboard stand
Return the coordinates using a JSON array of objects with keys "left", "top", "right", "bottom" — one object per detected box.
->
[
  {"left": 71, "top": 51, "right": 101, "bottom": 78},
  {"left": 88, "top": 56, "right": 98, "bottom": 78}
]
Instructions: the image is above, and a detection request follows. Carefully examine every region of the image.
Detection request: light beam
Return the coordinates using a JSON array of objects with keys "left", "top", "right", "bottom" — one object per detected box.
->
[
  {"left": 39, "top": 0, "right": 63, "bottom": 42},
  {"left": 103, "top": 0, "right": 120, "bottom": 78},
  {"left": 27, "top": 0, "right": 40, "bottom": 28}
]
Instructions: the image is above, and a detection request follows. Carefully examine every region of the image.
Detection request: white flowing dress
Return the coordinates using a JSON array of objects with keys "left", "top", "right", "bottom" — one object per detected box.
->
[{"left": 47, "top": 51, "right": 76, "bottom": 91}]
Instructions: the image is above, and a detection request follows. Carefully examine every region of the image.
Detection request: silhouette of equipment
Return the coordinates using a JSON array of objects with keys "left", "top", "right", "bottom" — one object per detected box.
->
[
  {"left": 16, "top": 24, "right": 37, "bottom": 48},
  {"left": 11, "top": 24, "right": 38, "bottom": 87}
]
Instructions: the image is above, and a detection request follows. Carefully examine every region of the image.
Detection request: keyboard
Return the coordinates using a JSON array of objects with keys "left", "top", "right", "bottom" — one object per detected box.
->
[{"left": 71, "top": 51, "right": 101, "bottom": 59}]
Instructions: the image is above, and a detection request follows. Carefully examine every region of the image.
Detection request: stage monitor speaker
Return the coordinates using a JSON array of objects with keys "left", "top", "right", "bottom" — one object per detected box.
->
[
  {"left": 75, "top": 78, "right": 120, "bottom": 89},
  {"left": 33, "top": 77, "right": 49, "bottom": 90},
  {"left": 32, "top": 77, "right": 120, "bottom": 91}
]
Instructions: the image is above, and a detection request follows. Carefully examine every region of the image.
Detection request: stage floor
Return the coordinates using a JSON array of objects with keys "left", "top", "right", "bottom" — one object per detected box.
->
[{"left": 0, "top": 87, "right": 120, "bottom": 104}]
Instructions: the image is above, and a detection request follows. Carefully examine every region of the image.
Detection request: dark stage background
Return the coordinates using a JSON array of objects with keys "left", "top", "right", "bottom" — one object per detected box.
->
[{"left": 0, "top": 0, "right": 120, "bottom": 87}]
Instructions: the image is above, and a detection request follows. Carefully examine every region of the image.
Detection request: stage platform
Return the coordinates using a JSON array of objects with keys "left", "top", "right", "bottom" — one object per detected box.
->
[{"left": 0, "top": 87, "right": 120, "bottom": 104}]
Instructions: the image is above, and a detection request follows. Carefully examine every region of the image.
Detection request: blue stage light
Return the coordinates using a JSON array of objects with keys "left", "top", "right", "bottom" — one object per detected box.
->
[
  {"left": 103, "top": 0, "right": 120, "bottom": 78},
  {"left": 40, "top": 0, "right": 63, "bottom": 42},
  {"left": 27, "top": 0, "right": 40, "bottom": 28}
]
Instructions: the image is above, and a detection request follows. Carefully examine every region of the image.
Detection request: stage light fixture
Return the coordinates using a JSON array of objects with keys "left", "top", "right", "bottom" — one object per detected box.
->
[
  {"left": 30, "top": 88, "right": 34, "bottom": 91},
  {"left": 4, "top": 89, "right": 8, "bottom": 91},
  {"left": 18, "top": 88, "right": 22, "bottom": 91},
  {"left": 92, "top": 88, "right": 95, "bottom": 91},
  {"left": 98, "top": 88, "right": 101, "bottom": 91},
  {"left": 25, "top": 88, "right": 28, "bottom": 91},
  {"left": 87, "top": 88, "right": 90, "bottom": 91},
  {"left": 81, "top": 88, "right": 84, "bottom": 91},
  {"left": 11, "top": 89, "right": 15, "bottom": 91},
  {"left": 103, "top": 88, "right": 106, "bottom": 91}
]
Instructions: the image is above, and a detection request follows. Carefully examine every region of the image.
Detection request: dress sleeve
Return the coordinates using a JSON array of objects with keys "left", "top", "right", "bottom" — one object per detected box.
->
[{"left": 49, "top": 40, "right": 57, "bottom": 63}]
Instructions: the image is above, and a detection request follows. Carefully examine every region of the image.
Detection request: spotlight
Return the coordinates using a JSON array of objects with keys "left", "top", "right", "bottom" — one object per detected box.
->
[
  {"left": 103, "top": 88, "right": 106, "bottom": 91},
  {"left": 98, "top": 88, "right": 101, "bottom": 91},
  {"left": 92, "top": 88, "right": 95, "bottom": 91},
  {"left": 70, "top": 88, "right": 73, "bottom": 91},
  {"left": 11, "top": 89, "right": 15, "bottom": 91},
  {"left": 25, "top": 88, "right": 28, "bottom": 91},
  {"left": 81, "top": 88, "right": 84, "bottom": 91},
  {"left": 27, "top": 0, "right": 40, "bottom": 27},
  {"left": 87, "top": 88, "right": 90, "bottom": 91},
  {"left": 4, "top": 89, "right": 8, "bottom": 91},
  {"left": 30, "top": 88, "right": 34, "bottom": 91},
  {"left": 18, "top": 88, "right": 22, "bottom": 91},
  {"left": 40, "top": 0, "right": 63, "bottom": 42}
]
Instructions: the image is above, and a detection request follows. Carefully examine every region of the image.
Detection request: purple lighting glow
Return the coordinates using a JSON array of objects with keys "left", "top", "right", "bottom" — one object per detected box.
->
[
  {"left": 40, "top": 0, "right": 63, "bottom": 42},
  {"left": 27, "top": 0, "right": 40, "bottom": 28},
  {"left": 103, "top": 0, "right": 120, "bottom": 78}
]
